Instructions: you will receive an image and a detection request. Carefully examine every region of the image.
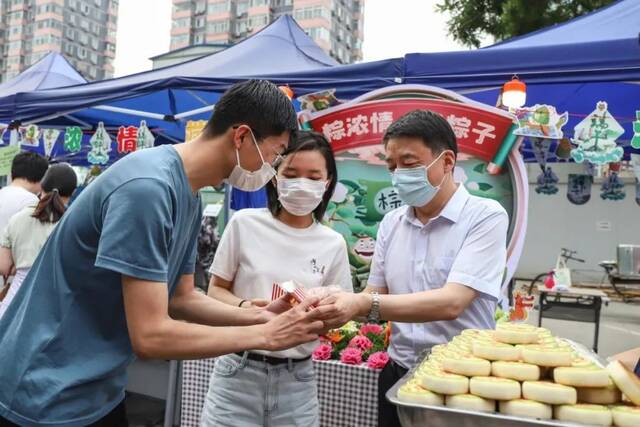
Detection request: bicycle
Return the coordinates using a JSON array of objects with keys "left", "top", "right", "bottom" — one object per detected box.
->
[{"left": 527, "top": 248, "right": 585, "bottom": 295}]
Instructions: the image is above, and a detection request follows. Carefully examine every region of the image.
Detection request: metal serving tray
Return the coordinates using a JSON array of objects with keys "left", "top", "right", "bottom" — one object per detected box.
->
[{"left": 386, "top": 340, "right": 607, "bottom": 427}]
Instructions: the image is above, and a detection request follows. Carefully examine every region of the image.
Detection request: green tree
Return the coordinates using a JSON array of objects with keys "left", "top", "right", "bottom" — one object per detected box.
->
[{"left": 436, "top": 0, "right": 616, "bottom": 48}]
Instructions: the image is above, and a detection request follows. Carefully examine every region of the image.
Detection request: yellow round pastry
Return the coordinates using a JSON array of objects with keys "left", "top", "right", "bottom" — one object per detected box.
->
[
  {"left": 445, "top": 394, "right": 495, "bottom": 412},
  {"left": 499, "top": 399, "right": 552, "bottom": 420},
  {"left": 397, "top": 381, "right": 444, "bottom": 406},
  {"left": 522, "top": 381, "right": 577, "bottom": 405},
  {"left": 554, "top": 404, "right": 612, "bottom": 426},
  {"left": 491, "top": 361, "right": 540, "bottom": 381},
  {"left": 421, "top": 371, "right": 469, "bottom": 395},
  {"left": 443, "top": 355, "right": 491, "bottom": 377},
  {"left": 554, "top": 366, "right": 611, "bottom": 388},
  {"left": 611, "top": 405, "right": 640, "bottom": 427},
  {"left": 494, "top": 323, "right": 540, "bottom": 345},
  {"left": 469, "top": 376, "right": 521, "bottom": 400},
  {"left": 606, "top": 360, "right": 640, "bottom": 406},
  {"left": 571, "top": 357, "right": 596, "bottom": 368},
  {"left": 430, "top": 344, "right": 448, "bottom": 355},
  {"left": 521, "top": 345, "right": 573, "bottom": 367},
  {"left": 577, "top": 384, "right": 621, "bottom": 404},
  {"left": 472, "top": 340, "right": 520, "bottom": 361}
]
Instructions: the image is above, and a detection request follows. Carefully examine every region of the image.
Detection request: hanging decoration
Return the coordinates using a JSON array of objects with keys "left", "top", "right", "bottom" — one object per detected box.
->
[
  {"left": 567, "top": 173, "right": 593, "bottom": 205},
  {"left": 0, "top": 145, "right": 20, "bottom": 176},
  {"left": 63, "top": 126, "right": 83, "bottom": 153},
  {"left": 117, "top": 125, "right": 138, "bottom": 154},
  {"left": 631, "top": 154, "right": 640, "bottom": 206},
  {"left": 555, "top": 137, "right": 572, "bottom": 159},
  {"left": 571, "top": 101, "right": 624, "bottom": 165},
  {"left": 42, "top": 128, "right": 61, "bottom": 158},
  {"left": 600, "top": 162, "right": 626, "bottom": 201},
  {"left": 297, "top": 89, "right": 340, "bottom": 112},
  {"left": 631, "top": 111, "right": 640, "bottom": 149},
  {"left": 9, "top": 128, "right": 20, "bottom": 146},
  {"left": 21, "top": 124, "right": 40, "bottom": 147},
  {"left": 185, "top": 120, "right": 207, "bottom": 142},
  {"left": 513, "top": 104, "right": 568, "bottom": 139},
  {"left": 87, "top": 122, "right": 112, "bottom": 165},
  {"left": 136, "top": 120, "right": 155, "bottom": 150},
  {"left": 535, "top": 167, "right": 559, "bottom": 195}
]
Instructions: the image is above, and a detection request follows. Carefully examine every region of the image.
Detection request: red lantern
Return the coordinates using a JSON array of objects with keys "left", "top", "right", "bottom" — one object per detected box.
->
[{"left": 502, "top": 76, "right": 526, "bottom": 109}]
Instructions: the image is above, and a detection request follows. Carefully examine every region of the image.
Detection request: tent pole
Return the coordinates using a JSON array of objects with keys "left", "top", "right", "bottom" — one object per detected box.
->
[
  {"left": 93, "top": 105, "right": 167, "bottom": 120},
  {"left": 174, "top": 105, "right": 215, "bottom": 120}
]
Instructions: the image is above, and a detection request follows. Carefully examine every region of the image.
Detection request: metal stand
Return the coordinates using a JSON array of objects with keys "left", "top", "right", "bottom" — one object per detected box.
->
[{"left": 537, "top": 287, "right": 604, "bottom": 353}]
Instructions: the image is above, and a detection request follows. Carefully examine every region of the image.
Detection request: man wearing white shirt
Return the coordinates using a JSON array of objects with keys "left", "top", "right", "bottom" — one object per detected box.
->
[
  {"left": 318, "top": 110, "right": 508, "bottom": 426},
  {"left": 0, "top": 151, "right": 48, "bottom": 232}
]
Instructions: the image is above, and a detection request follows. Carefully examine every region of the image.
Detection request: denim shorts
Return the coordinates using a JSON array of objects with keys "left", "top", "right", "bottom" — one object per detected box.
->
[{"left": 200, "top": 352, "right": 319, "bottom": 427}]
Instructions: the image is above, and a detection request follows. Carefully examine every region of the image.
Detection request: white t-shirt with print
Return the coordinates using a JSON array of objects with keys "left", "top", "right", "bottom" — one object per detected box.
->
[{"left": 210, "top": 208, "right": 353, "bottom": 358}]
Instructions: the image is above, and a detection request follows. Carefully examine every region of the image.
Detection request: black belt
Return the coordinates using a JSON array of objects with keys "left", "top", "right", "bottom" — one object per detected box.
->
[{"left": 234, "top": 351, "right": 311, "bottom": 366}]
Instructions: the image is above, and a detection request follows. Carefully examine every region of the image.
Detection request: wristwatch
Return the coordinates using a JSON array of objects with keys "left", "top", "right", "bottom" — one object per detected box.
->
[{"left": 367, "top": 291, "right": 380, "bottom": 323}]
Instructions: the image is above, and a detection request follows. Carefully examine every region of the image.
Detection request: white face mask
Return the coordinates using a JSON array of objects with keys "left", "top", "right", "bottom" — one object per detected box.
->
[
  {"left": 227, "top": 128, "right": 276, "bottom": 191},
  {"left": 277, "top": 177, "right": 327, "bottom": 217}
]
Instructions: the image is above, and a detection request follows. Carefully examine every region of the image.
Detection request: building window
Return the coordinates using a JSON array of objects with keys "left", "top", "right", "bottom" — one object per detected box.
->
[
  {"left": 90, "top": 52, "right": 98, "bottom": 64},
  {"left": 207, "top": 1, "right": 230, "bottom": 14},
  {"left": 173, "top": 2, "right": 192, "bottom": 13},
  {"left": 195, "top": 17, "right": 205, "bottom": 28},
  {"left": 250, "top": 14, "right": 268, "bottom": 27},
  {"left": 194, "top": 34, "right": 205, "bottom": 44},
  {"left": 207, "top": 20, "right": 229, "bottom": 34},
  {"left": 173, "top": 17, "right": 190, "bottom": 28}
]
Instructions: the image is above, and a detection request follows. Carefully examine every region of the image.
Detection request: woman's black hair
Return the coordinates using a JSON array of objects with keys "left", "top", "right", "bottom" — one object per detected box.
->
[
  {"left": 266, "top": 130, "right": 338, "bottom": 222},
  {"left": 32, "top": 163, "right": 78, "bottom": 224}
]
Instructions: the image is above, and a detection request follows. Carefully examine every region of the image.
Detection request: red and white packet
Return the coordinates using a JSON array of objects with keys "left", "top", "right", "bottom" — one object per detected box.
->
[{"left": 271, "top": 281, "right": 317, "bottom": 307}]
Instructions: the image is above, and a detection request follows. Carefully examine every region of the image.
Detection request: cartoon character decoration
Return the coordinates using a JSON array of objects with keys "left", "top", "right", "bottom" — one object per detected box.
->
[
  {"left": 571, "top": 101, "right": 624, "bottom": 165},
  {"left": 513, "top": 104, "right": 568, "bottom": 140},
  {"left": 298, "top": 89, "right": 341, "bottom": 112},
  {"left": 514, "top": 104, "right": 568, "bottom": 196},
  {"left": 508, "top": 292, "right": 535, "bottom": 322},
  {"left": 21, "top": 124, "right": 40, "bottom": 147},
  {"left": 87, "top": 122, "right": 111, "bottom": 165},
  {"left": 63, "top": 126, "right": 83, "bottom": 153}
]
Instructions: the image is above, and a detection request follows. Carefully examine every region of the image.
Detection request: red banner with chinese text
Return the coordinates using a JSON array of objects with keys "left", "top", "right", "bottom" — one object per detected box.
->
[{"left": 306, "top": 98, "right": 514, "bottom": 162}]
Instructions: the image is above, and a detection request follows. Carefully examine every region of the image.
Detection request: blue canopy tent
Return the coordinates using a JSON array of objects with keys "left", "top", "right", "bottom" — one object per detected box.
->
[
  {"left": 402, "top": 0, "right": 640, "bottom": 162},
  {"left": 0, "top": 15, "right": 400, "bottom": 141},
  {"left": 0, "top": 51, "right": 86, "bottom": 99}
]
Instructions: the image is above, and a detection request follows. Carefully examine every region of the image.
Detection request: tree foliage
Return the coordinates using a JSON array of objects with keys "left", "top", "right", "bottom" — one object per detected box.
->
[{"left": 436, "top": 0, "right": 617, "bottom": 48}]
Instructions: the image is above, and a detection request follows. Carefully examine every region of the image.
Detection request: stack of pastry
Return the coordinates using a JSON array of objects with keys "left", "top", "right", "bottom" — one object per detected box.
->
[{"left": 397, "top": 323, "right": 640, "bottom": 426}]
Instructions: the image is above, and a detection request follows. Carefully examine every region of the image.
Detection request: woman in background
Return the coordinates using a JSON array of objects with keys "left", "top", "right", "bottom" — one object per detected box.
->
[{"left": 0, "top": 163, "right": 77, "bottom": 319}]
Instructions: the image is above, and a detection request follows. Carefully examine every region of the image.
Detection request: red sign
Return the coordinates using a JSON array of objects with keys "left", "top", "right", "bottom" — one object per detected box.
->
[{"left": 306, "top": 98, "right": 514, "bottom": 162}]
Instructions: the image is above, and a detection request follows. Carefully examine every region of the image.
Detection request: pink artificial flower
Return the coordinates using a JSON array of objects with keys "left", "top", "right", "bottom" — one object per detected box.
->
[
  {"left": 340, "top": 347, "right": 363, "bottom": 365},
  {"left": 367, "top": 351, "right": 390, "bottom": 369},
  {"left": 312, "top": 343, "right": 333, "bottom": 361},
  {"left": 349, "top": 335, "right": 373, "bottom": 351},
  {"left": 359, "top": 323, "right": 384, "bottom": 336}
]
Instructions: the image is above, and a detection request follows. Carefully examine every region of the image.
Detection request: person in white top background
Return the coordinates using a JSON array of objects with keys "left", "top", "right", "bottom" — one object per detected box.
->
[
  {"left": 317, "top": 110, "right": 509, "bottom": 427},
  {"left": 0, "top": 163, "right": 78, "bottom": 319},
  {"left": 0, "top": 151, "right": 49, "bottom": 298},
  {"left": 0, "top": 151, "right": 49, "bottom": 232},
  {"left": 201, "top": 131, "right": 352, "bottom": 427}
]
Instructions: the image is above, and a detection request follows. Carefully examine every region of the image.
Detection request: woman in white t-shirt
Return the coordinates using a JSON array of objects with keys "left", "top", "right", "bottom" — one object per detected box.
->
[
  {"left": 0, "top": 163, "right": 77, "bottom": 319},
  {"left": 201, "top": 131, "right": 352, "bottom": 427}
]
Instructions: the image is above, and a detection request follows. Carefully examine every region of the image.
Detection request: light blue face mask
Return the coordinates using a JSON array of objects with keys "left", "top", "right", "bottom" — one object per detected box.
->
[{"left": 391, "top": 151, "right": 447, "bottom": 207}]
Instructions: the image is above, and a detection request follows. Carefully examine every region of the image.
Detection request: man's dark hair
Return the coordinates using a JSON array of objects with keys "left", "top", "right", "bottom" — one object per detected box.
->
[
  {"left": 202, "top": 79, "right": 297, "bottom": 141},
  {"left": 382, "top": 110, "right": 458, "bottom": 157},
  {"left": 11, "top": 151, "right": 49, "bottom": 182},
  {"left": 266, "top": 131, "right": 338, "bottom": 222}
]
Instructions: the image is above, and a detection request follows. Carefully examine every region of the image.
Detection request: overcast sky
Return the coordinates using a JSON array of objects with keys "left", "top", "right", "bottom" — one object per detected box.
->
[{"left": 113, "top": 0, "right": 468, "bottom": 77}]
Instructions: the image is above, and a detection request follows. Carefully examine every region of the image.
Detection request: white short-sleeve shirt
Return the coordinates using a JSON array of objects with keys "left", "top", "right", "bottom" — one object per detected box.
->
[
  {"left": 368, "top": 184, "right": 508, "bottom": 369},
  {"left": 210, "top": 208, "right": 353, "bottom": 358}
]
